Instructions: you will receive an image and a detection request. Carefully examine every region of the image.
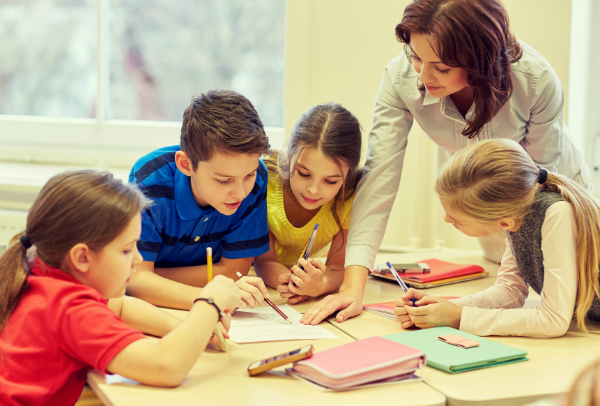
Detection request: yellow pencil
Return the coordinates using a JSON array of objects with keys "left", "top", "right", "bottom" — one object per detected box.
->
[{"left": 207, "top": 247, "right": 213, "bottom": 282}]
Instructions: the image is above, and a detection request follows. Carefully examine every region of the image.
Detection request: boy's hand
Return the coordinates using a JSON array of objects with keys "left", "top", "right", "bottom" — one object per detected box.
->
[
  {"left": 394, "top": 288, "right": 428, "bottom": 328},
  {"left": 235, "top": 276, "right": 269, "bottom": 309},
  {"left": 288, "top": 258, "right": 326, "bottom": 297},
  {"left": 403, "top": 296, "right": 463, "bottom": 329}
]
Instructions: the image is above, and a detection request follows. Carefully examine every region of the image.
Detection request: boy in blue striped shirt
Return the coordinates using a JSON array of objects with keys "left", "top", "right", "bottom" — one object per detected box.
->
[{"left": 128, "top": 90, "right": 271, "bottom": 310}]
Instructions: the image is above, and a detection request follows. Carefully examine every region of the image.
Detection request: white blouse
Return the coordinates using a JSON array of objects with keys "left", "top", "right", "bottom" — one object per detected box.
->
[
  {"left": 450, "top": 202, "right": 578, "bottom": 338},
  {"left": 346, "top": 41, "right": 591, "bottom": 270}
]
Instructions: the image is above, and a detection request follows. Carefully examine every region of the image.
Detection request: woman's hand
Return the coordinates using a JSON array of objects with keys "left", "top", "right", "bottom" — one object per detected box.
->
[
  {"left": 234, "top": 276, "right": 269, "bottom": 309},
  {"left": 402, "top": 296, "right": 463, "bottom": 329}
]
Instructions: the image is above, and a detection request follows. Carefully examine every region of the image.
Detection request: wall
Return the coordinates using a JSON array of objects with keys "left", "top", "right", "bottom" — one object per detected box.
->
[{"left": 284, "top": 0, "right": 572, "bottom": 251}]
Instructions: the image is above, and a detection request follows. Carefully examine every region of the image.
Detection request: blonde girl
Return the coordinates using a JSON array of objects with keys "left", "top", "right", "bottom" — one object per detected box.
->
[
  {"left": 395, "top": 139, "right": 600, "bottom": 337},
  {"left": 254, "top": 103, "right": 363, "bottom": 304},
  {"left": 0, "top": 170, "right": 240, "bottom": 406}
]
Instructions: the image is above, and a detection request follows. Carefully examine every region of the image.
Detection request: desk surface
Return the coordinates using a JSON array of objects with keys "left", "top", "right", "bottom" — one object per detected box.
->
[
  {"left": 88, "top": 302, "right": 445, "bottom": 406},
  {"left": 328, "top": 250, "right": 600, "bottom": 406}
]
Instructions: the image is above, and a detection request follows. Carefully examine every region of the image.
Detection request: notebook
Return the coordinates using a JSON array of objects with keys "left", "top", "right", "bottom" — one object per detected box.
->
[
  {"left": 371, "top": 258, "right": 487, "bottom": 287},
  {"left": 382, "top": 327, "right": 527, "bottom": 374},
  {"left": 291, "top": 336, "right": 425, "bottom": 389}
]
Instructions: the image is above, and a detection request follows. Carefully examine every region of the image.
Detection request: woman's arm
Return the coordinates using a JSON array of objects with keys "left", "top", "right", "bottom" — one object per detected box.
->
[{"left": 519, "top": 64, "right": 591, "bottom": 190}]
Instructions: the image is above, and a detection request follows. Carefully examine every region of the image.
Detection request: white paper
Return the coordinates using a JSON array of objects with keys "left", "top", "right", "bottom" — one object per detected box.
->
[{"left": 228, "top": 304, "right": 338, "bottom": 343}]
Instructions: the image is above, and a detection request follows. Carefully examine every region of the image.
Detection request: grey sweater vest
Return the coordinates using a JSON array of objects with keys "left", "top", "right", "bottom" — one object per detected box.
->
[{"left": 507, "top": 190, "right": 600, "bottom": 321}]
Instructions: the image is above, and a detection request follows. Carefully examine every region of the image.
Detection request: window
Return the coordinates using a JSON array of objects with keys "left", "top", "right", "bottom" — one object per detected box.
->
[{"left": 0, "top": 0, "right": 286, "bottom": 168}]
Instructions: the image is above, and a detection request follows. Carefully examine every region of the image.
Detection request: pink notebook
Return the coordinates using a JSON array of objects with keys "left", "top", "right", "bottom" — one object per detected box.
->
[
  {"left": 394, "top": 259, "right": 483, "bottom": 283},
  {"left": 292, "top": 336, "right": 425, "bottom": 389}
]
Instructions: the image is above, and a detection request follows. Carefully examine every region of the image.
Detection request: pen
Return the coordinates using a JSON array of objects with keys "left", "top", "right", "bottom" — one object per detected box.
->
[
  {"left": 207, "top": 247, "right": 213, "bottom": 282},
  {"left": 386, "top": 262, "right": 418, "bottom": 307},
  {"left": 235, "top": 271, "right": 292, "bottom": 324},
  {"left": 295, "top": 223, "right": 320, "bottom": 270}
]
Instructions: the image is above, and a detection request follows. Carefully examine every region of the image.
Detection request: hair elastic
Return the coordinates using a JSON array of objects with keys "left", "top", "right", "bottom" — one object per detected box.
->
[
  {"left": 537, "top": 166, "right": 548, "bottom": 184},
  {"left": 19, "top": 235, "right": 32, "bottom": 249}
]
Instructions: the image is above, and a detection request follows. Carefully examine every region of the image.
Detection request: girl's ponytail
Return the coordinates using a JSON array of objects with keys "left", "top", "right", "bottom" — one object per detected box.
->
[
  {"left": 543, "top": 173, "right": 600, "bottom": 333},
  {"left": 0, "top": 234, "right": 30, "bottom": 332}
]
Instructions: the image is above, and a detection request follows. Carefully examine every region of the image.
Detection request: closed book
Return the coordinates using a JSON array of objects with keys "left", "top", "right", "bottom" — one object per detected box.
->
[
  {"left": 372, "top": 259, "right": 485, "bottom": 284},
  {"left": 382, "top": 327, "right": 528, "bottom": 374},
  {"left": 292, "top": 336, "right": 425, "bottom": 389}
]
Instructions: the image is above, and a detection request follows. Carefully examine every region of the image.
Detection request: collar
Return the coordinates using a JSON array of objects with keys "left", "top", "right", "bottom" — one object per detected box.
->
[
  {"left": 174, "top": 170, "right": 215, "bottom": 220},
  {"left": 422, "top": 92, "right": 441, "bottom": 106},
  {"left": 29, "top": 257, "right": 82, "bottom": 286}
]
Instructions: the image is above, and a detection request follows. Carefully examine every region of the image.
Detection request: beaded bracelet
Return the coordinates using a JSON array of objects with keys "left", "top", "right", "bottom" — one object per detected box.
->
[{"left": 193, "top": 297, "right": 223, "bottom": 323}]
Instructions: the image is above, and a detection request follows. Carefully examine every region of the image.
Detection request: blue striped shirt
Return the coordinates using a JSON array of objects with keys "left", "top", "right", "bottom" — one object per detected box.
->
[{"left": 129, "top": 145, "right": 269, "bottom": 268}]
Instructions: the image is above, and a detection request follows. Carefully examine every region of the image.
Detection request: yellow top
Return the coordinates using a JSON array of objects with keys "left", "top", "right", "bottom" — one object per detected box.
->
[{"left": 267, "top": 171, "right": 355, "bottom": 269}]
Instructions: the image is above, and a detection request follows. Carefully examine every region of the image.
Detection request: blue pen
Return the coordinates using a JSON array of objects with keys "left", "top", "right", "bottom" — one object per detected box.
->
[{"left": 386, "top": 262, "right": 418, "bottom": 307}]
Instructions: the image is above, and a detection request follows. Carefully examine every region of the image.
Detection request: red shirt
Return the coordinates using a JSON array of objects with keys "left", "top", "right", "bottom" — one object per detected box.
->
[{"left": 0, "top": 258, "right": 146, "bottom": 406}]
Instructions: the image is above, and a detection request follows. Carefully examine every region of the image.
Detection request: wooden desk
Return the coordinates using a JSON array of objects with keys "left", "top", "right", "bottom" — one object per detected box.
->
[
  {"left": 330, "top": 250, "right": 600, "bottom": 406},
  {"left": 88, "top": 296, "right": 446, "bottom": 406}
]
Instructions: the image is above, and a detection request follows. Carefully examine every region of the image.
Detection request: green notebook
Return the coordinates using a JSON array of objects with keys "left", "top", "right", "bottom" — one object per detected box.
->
[{"left": 381, "top": 327, "right": 528, "bottom": 374}]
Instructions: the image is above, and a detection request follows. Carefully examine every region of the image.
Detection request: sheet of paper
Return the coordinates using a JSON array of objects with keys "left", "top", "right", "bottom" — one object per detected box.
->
[{"left": 228, "top": 304, "right": 338, "bottom": 343}]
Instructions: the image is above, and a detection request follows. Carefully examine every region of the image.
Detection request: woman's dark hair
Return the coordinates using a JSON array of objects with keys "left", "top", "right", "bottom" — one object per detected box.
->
[
  {"left": 396, "top": 0, "right": 523, "bottom": 139},
  {"left": 264, "top": 103, "right": 363, "bottom": 268}
]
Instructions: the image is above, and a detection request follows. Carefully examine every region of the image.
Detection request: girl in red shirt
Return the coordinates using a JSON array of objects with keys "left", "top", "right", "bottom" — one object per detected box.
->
[{"left": 0, "top": 170, "right": 240, "bottom": 406}]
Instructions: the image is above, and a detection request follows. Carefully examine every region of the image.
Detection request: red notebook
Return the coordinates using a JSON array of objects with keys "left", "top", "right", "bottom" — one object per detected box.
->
[
  {"left": 373, "top": 259, "right": 484, "bottom": 284},
  {"left": 292, "top": 336, "right": 425, "bottom": 389}
]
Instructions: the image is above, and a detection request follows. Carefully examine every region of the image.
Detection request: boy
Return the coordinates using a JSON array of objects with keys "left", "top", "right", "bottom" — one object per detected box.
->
[{"left": 128, "top": 90, "right": 271, "bottom": 310}]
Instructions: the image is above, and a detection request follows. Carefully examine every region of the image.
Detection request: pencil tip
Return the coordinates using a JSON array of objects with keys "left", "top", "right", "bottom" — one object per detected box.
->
[{"left": 286, "top": 318, "right": 292, "bottom": 324}]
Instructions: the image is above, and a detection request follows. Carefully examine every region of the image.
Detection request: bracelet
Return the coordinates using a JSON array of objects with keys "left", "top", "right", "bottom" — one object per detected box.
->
[{"left": 193, "top": 297, "right": 223, "bottom": 322}]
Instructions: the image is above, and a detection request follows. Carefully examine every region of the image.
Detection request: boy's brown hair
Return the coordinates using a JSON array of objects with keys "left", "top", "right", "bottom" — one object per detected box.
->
[{"left": 180, "top": 90, "right": 271, "bottom": 170}]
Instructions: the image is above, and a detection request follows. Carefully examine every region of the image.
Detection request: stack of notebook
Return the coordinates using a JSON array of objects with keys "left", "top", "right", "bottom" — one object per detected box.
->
[{"left": 371, "top": 259, "right": 488, "bottom": 288}]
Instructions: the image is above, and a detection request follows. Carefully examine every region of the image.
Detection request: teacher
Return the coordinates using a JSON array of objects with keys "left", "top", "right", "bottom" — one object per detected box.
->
[{"left": 300, "top": 0, "right": 591, "bottom": 325}]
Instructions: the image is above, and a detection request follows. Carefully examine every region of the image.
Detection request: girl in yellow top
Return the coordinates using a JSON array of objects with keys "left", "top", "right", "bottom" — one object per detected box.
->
[{"left": 255, "top": 103, "right": 363, "bottom": 304}]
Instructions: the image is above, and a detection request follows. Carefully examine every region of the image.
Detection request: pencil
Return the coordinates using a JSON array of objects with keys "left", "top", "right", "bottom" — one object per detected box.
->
[
  {"left": 386, "top": 262, "right": 418, "bottom": 307},
  {"left": 235, "top": 271, "right": 292, "bottom": 324},
  {"left": 207, "top": 247, "right": 213, "bottom": 282}
]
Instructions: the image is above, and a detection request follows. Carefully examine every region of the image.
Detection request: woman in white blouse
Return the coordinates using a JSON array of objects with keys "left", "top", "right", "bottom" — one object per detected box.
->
[{"left": 300, "top": 0, "right": 591, "bottom": 326}]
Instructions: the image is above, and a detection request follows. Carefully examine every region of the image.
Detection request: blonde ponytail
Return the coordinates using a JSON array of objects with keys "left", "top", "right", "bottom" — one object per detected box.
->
[{"left": 542, "top": 173, "right": 600, "bottom": 332}]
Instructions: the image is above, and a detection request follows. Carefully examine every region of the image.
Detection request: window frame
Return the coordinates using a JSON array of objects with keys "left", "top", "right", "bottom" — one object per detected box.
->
[{"left": 0, "top": 0, "right": 285, "bottom": 169}]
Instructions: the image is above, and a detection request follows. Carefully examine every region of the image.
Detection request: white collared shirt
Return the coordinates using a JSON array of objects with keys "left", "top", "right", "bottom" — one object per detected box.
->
[{"left": 346, "top": 41, "right": 591, "bottom": 270}]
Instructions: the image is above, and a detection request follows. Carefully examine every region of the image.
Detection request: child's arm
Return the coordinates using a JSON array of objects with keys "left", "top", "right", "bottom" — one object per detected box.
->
[
  {"left": 107, "top": 296, "right": 180, "bottom": 337},
  {"left": 127, "top": 260, "right": 269, "bottom": 310},
  {"left": 254, "top": 231, "right": 291, "bottom": 288},
  {"left": 107, "top": 275, "right": 240, "bottom": 387}
]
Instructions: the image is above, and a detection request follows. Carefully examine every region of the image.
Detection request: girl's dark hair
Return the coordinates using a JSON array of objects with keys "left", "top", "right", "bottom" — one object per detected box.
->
[
  {"left": 396, "top": 0, "right": 523, "bottom": 139},
  {"left": 0, "top": 170, "right": 149, "bottom": 333},
  {"left": 264, "top": 103, "right": 363, "bottom": 268}
]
